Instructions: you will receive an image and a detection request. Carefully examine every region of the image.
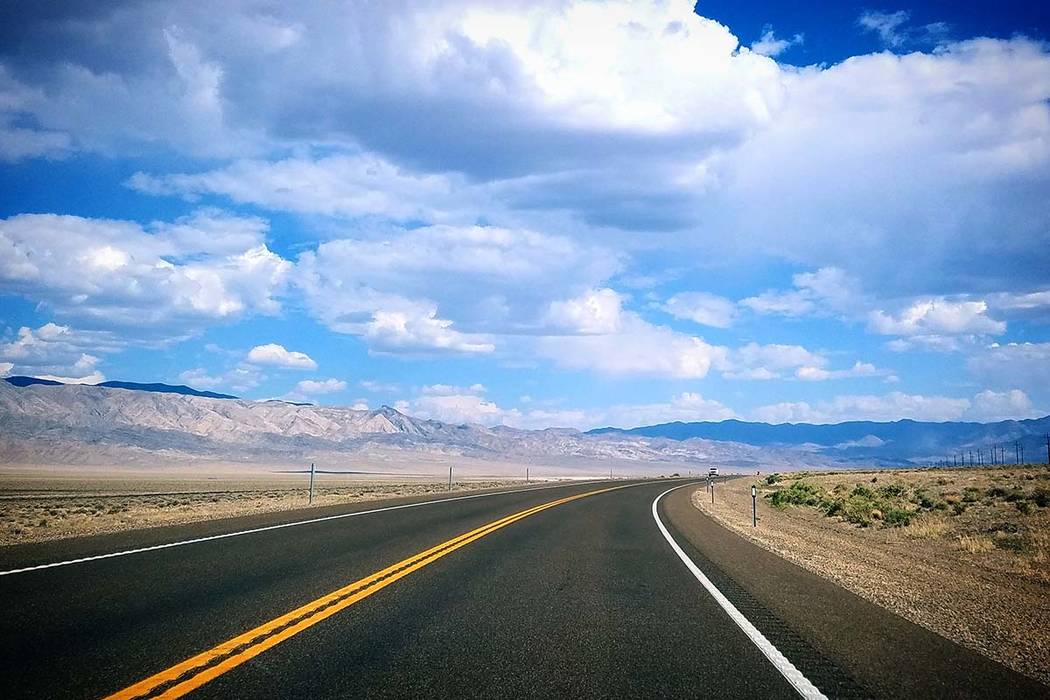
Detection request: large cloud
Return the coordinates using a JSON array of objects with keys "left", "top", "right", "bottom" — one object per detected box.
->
[
  {"left": 1, "top": 1, "right": 1048, "bottom": 417},
  {"left": 968, "top": 342, "right": 1050, "bottom": 405},
  {"left": 0, "top": 210, "right": 290, "bottom": 335},
  {"left": 397, "top": 384, "right": 735, "bottom": 430},
  {"left": 537, "top": 290, "right": 728, "bottom": 378},
  {"left": 5, "top": 2, "right": 1042, "bottom": 296},
  {"left": 296, "top": 224, "right": 620, "bottom": 353},
  {"left": 0, "top": 323, "right": 118, "bottom": 382}
]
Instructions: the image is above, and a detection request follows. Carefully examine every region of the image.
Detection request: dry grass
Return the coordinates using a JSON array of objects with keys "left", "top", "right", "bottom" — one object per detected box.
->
[
  {"left": 694, "top": 465, "right": 1050, "bottom": 686},
  {"left": 908, "top": 515, "right": 951, "bottom": 540},
  {"left": 954, "top": 534, "right": 995, "bottom": 554}
]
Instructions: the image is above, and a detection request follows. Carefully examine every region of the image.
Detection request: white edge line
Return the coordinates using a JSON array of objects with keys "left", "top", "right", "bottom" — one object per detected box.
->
[
  {"left": 652, "top": 483, "right": 827, "bottom": 700},
  {"left": 0, "top": 479, "right": 607, "bottom": 577}
]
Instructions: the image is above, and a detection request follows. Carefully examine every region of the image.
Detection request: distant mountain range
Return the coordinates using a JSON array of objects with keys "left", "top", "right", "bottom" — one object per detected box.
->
[
  {"left": 589, "top": 417, "right": 1050, "bottom": 464},
  {"left": 1, "top": 377, "right": 1046, "bottom": 473},
  {"left": 4, "top": 376, "right": 237, "bottom": 400}
]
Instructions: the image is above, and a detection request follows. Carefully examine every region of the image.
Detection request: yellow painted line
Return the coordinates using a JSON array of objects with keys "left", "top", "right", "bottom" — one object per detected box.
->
[{"left": 105, "top": 482, "right": 633, "bottom": 700}]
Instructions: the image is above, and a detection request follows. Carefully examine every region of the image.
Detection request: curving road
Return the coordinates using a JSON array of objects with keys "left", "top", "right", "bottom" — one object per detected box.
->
[{"left": 0, "top": 479, "right": 1042, "bottom": 699}]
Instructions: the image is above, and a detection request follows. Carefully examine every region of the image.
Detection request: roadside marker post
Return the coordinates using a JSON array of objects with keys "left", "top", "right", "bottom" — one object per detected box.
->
[
  {"left": 308, "top": 462, "right": 316, "bottom": 505},
  {"left": 751, "top": 484, "right": 757, "bottom": 527},
  {"left": 448, "top": 466, "right": 453, "bottom": 492},
  {"left": 710, "top": 478, "right": 715, "bottom": 504}
]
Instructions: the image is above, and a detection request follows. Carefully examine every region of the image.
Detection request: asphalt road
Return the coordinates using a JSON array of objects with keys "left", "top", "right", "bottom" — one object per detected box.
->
[{"left": 0, "top": 479, "right": 1044, "bottom": 699}]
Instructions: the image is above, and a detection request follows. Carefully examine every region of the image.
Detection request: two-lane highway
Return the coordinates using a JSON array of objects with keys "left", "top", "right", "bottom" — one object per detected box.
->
[{"left": 0, "top": 479, "right": 1043, "bottom": 698}]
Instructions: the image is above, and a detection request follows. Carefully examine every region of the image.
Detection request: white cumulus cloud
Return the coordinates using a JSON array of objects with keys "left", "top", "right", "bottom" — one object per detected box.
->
[
  {"left": 869, "top": 299, "right": 1005, "bottom": 337},
  {"left": 661, "top": 292, "right": 737, "bottom": 328},
  {"left": 246, "top": 343, "right": 317, "bottom": 370}
]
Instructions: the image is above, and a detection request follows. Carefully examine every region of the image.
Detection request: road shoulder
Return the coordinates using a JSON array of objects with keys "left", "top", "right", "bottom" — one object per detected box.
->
[{"left": 660, "top": 484, "right": 1048, "bottom": 699}]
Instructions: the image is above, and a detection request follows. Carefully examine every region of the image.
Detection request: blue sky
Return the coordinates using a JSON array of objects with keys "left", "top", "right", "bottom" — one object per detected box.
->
[{"left": 1, "top": 1, "right": 1048, "bottom": 428}]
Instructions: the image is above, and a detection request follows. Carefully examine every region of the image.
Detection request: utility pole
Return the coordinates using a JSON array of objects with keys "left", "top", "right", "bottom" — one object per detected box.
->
[
  {"left": 1046, "top": 434, "right": 1049, "bottom": 466},
  {"left": 526, "top": 467, "right": 530, "bottom": 484},
  {"left": 448, "top": 466, "right": 453, "bottom": 492}
]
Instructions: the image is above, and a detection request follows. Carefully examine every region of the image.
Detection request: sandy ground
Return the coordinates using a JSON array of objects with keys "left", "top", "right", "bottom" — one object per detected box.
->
[
  {"left": 693, "top": 467, "right": 1050, "bottom": 685},
  {"left": 0, "top": 469, "right": 533, "bottom": 546}
]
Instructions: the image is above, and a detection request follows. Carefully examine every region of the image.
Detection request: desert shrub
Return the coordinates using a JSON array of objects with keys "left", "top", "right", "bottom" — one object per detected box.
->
[
  {"left": 932, "top": 500, "right": 949, "bottom": 511},
  {"left": 821, "top": 497, "right": 845, "bottom": 517},
  {"left": 1004, "top": 489, "right": 1025, "bottom": 503},
  {"left": 883, "top": 507, "right": 913, "bottom": 527},
  {"left": 986, "top": 486, "right": 1009, "bottom": 499},
  {"left": 877, "top": 482, "right": 908, "bottom": 498},
  {"left": 914, "top": 493, "right": 936, "bottom": 510},
  {"left": 765, "top": 473, "right": 783, "bottom": 485},
  {"left": 962, "top": 488, "right": 981, "bottom": 503},
  {"left": 1016, "top": 500, "right": 1034, "bottom": 515},
  {"left": 842, "top": 492, "right": 882, "bottom": 526},
  {"left": 1032, "top": 488, "right": 1050, "bottom": 508},
  {"left": 952, "top": 502, "right": 967, "bottom": 516},
  {"left": 768, "top": 480, "right": 824, "bottom": 508},
  {"left": 851, "top": 484, "right": 876, "bottom": 499}
]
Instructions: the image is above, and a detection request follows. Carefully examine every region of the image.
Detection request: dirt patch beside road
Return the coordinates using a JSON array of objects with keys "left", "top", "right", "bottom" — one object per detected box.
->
[
  {"left": 0, "top": 475, "right": 523, "bottom": 546},
  {"left": 693, "top": 467, "right": 1050, "bottom": 686}
]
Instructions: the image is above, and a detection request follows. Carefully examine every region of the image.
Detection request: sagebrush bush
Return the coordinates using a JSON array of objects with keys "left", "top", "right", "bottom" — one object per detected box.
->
[
  {"left": 883, "top": 507, "right": 913, "bottom": 527},
  {"left": 877, "top": 482, "right": 907, "bottom": 498},
  {"left": 767, "top": 476, "right": 924, "bottom": 529},
  {"left": 768, "top": 480, "right": 823, "bottom": 508},
  {"left": 1032, "top": 488, "right": 1050, "bottom": 508}
]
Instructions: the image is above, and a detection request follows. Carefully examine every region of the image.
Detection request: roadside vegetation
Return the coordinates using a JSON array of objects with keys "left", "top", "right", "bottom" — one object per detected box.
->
[
  {"left": 759, "top": 467, "right": 1050, "bottom": 569},
  {"left": 764, "top": 469, "right": 1050, "bottom": 531}
]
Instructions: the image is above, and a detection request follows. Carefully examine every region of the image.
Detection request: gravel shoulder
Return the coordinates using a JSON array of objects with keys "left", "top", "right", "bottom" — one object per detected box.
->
[{"left": 692, "top": 467, "right": 1050, "bottom": 686}]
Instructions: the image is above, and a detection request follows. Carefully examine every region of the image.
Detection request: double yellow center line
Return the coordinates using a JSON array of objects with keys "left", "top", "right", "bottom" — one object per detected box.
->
[{"left": 106, "top": 483, "right": 628, "bottom": 699}]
